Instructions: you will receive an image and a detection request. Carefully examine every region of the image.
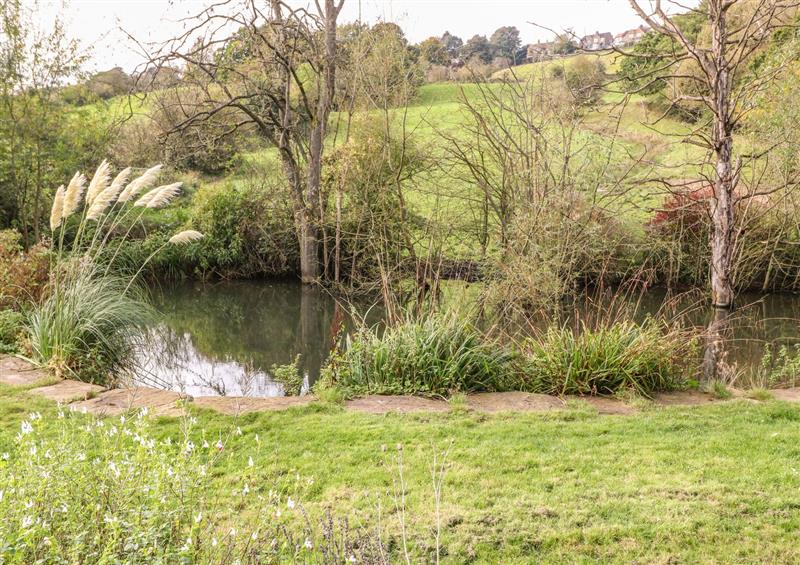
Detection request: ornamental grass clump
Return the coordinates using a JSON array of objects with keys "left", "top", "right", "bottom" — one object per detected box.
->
[
  {"left": 28, "top": 160, "right": 204, "bottom": 382},
  {"left": 524, "top": 319, "right": 696, "bottom": 397},
  {"left": 331, "top": 313, "right": 522, "bottom": 396}
]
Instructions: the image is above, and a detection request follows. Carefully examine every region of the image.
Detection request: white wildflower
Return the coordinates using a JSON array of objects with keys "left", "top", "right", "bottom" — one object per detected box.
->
[
  {"left": 21, "top": 516, "right": 34, "bottom": 529},
  {"left": 20, "top": 421, "right": 33, "bottom": 435},
  {"left": 304, "top": 538, "right": 313, "bottom": 549},
  {"left": 287, "top": 496, "right": 296, "bottom": 509},
  {"left": 248, "top": 456, "right": 254, "bottom": 468}
]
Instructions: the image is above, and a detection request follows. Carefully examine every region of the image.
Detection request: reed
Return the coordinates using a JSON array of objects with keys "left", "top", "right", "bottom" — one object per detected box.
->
[
  {"left": 524, "top": 319, "right": 695, "bottom": 397},
  {"left": 332, "top": 312, "right": 522, "bottom": 396}
]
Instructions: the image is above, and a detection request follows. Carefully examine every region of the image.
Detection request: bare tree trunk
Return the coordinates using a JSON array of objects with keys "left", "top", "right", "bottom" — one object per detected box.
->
[
  {"left": 301, "top": 0, "right": 341, "bottom": 283},
  {"left": 709, "top": 2, "right": 735, "bottom": 309}
]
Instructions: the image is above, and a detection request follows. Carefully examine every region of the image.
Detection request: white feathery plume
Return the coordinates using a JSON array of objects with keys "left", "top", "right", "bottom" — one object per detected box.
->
[
  {"left": 49, "top": 185, "right": 65, "bottom": 231},
  {"left": 85, "top": 166, "right": 133, "bottom": 221},
  {"left": 118, "top": 164, "right": 162, "bottom": 203},
  {"left": 86, "top": 160, "right": 112, "bottom": 205},
  {"left": 61, "top": 172, "right": 87, "bottom": 219},
  {"left": 133, "top": 186, "right": 160, "bottom": 207},
  {"left": 109, "top": 167, "right": 132, "bottom": 196},
  {"left": 168, "top": 230, "right": 204, "bottom": 244},
  {"left": 144, "top": 182, "right": 182, "bottom": 209}
]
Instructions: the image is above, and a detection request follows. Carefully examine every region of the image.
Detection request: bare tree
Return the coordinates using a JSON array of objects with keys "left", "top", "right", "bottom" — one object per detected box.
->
[
  {"left": 139, "top": 0, "right": 344, "bottom": 283},
  {"left": 627, "top": 0, "right": 800, "bottom": 308}
]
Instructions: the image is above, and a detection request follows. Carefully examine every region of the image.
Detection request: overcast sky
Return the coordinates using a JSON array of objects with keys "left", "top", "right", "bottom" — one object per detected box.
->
[{"left": 39, "top": 0, "right": 687, "bottom": 72}]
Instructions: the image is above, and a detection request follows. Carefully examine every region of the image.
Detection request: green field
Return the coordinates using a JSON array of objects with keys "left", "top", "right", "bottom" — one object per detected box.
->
[{"left": 2, "top": 384, "right": 800, "bottom": 562}]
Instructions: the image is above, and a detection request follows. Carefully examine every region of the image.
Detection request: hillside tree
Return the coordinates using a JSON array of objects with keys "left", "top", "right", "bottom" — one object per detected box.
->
[
  {"left": 628, "top": 0, "right": 800, "bottom": 309},
  {"left": 143, "top": 0, "right": 344, "bottom": 283}
]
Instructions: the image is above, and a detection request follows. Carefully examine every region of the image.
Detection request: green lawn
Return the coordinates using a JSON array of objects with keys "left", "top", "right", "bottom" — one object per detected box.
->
[{"left": 2, "top": 384, "right": 800, "bottom": 563}]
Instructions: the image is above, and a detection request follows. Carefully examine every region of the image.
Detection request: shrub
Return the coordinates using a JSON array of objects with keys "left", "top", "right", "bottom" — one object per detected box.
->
[
  {"left": 271, "top": 355, "right": 304, "bottom": 396},
  {"left": 188, "top": 177, "right": 298, "bottom": 277},
  {"left": 330, "top": 313, "right": 522, "bottom": 396},
  {"left": 524, "top": 320, "right": 695, "bottom": 397},
  {"left": 0, "top": 230, "right": 49, "bottom": 310},
  {"left": 0, "top": 309, "right": 24, "bottom": 353}
]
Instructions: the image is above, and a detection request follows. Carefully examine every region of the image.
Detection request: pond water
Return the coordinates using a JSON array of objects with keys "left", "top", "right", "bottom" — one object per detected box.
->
[{"left": 132, "top": 280, "right": 800, "bottom": 397}]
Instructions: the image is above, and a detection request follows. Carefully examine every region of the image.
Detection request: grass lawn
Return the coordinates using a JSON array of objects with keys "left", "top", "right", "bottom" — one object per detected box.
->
[{"left": 2, "top": 383, "right": 800, "bottom": 563}]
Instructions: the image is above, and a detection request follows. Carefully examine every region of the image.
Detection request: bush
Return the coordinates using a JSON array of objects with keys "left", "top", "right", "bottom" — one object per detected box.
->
[
  {"left": 329, "top": 313, "right": 522, "bottom": 396},
  {"left": 524, "top": 320, "right": 695, "bottom": 397},
  {"left": 0, "top": 309, "right": 24, "bottom": 353},
  {"left": 188, "top": 177, "right": 298, "bottom": 277},
  {"left": 0, "top": 230, "right": 49, "bottom": 311}
]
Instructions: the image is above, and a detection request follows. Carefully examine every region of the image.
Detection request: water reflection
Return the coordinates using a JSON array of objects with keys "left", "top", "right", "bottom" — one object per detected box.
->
[
  {"left": 133, "top": 280, "right": 800, "bottom": 397},
  {"left": 133, "top": 280, "right": 375, "bottom": 397}
]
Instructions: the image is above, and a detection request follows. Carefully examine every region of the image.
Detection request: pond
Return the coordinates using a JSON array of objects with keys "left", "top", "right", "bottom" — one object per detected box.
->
[{"left": 132, "top": 280, "right": 800, "bottom": 397}]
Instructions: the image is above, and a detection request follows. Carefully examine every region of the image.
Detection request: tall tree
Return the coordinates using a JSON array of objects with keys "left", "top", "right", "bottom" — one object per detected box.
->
[
  {"left": 628, "top": 0, "right": 800, "bottom": 309},
  {"left": 147, "top": 0, "right": 344, "bottom": 283},
  {"left": 0, "top": 0, "right": 103, "bottom": 242},
  {"left": 490, "top": 26, "right": 521, "bottom": 63},
  {"left": 440, "top": 31, "right": 463, "bottom": 59},
  {"left": 419, "top": 36, "right": 449, "bottom": 65},
  {"left": 460, "top": 34, "right": 492, "bottom": 63}
]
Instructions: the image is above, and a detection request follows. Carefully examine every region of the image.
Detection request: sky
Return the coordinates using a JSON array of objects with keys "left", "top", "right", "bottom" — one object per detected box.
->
[{"left": 38, "top": 0, "right": 678, "bottom": 73}]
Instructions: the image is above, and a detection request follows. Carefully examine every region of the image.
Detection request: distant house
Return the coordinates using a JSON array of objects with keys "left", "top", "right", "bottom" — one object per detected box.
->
[
  {"left": 614, "top": 25, "right": 650, "bottom": 47},
  {"left": 580, "top": 31, "right": 614, "bottom": 51},
  {"left": 526, "top": 41, "right": 555, "bottom": 62}
]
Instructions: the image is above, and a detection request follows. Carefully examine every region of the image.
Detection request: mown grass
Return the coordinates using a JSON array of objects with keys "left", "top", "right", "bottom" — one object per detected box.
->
[{"left": 1, "top": 383, "right": 799, "bottom": 562}]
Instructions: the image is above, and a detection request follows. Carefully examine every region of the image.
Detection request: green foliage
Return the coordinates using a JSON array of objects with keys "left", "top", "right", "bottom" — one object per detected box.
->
[
  {"left": 188, "top": 177, "right": 298, "bottom": 277},
  {"left": 271, "top": 355, "right": 304, "bottom": 396},
  {"left": 27, "top": 269, "right": 155, "bottom": 382},
  {"left": 0, "top": 309, "right": 23, "bottom": 353},
  {"left": 489, "top": 26, "right": 521, "bottom": 62},
  {"left": 758, "top": 343, "right": 800, "bottom": 388},
  {"left": 524, "top": 320, "right": 694, "bottom": 398},
  {"left": 332, "top": 312, "right": 522, "bottom": 396}
]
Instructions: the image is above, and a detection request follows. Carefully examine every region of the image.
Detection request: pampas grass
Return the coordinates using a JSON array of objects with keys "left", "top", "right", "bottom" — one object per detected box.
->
[
  {"left": 62, "top": 172, "right": 87, "bottom": 219},
  {"left": 86, "top": 159, "right": 111, "bottom": 205},
  {"left": 30, "top": 160, "right": 203, "bottom": 383},
  {"left": 146, "top": 182, "right": 182, "bottom": 209},
  {"left": 49, "top": 186, "right": 65, "bottom": 231},
  {"left": 118, "top": 164, "right": 162, "bottom": 203},
  {"left": 169, "top": 230, "right": 204, "bottom": 244}
]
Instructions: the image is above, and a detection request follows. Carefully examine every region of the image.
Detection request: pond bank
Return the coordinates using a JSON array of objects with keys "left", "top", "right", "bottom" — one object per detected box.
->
[{"left": 4, "top": 355, "right": 800, "bottom": 417}]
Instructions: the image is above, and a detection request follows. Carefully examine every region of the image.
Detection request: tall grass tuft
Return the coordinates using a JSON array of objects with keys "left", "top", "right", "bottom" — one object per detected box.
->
[
  {"left": 330, "top": 312, "right": 522, "bottom": 396},
  {"left": 524, "top": 320, "right": 695, "bottom": 397},
  {"left": 27, "top": 161, "right": 203, "bottom": 382}
]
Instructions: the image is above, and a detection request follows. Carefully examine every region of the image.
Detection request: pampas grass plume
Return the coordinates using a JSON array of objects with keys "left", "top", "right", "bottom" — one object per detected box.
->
[{"left": 50, "top": 185, "right": 65, "bottom": 231}]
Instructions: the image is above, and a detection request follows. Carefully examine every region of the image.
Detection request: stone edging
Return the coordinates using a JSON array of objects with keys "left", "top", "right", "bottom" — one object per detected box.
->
[{"left": 3, "top": 356, "right": 800, "bottom": 417}]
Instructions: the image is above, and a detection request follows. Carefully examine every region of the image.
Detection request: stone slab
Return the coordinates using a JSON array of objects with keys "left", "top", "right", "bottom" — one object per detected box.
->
[
  {"left": 193, "top": 395, "right": 316, "bottom": 415},
  {"left": 70, "top": 387, "right": 188, "bottom": 417},
  {"left": 30, "top": 380, "right": 104, "bottom": 403},
  {"left": 0, "top": 356, "right": 50, "bottom": 387}
]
